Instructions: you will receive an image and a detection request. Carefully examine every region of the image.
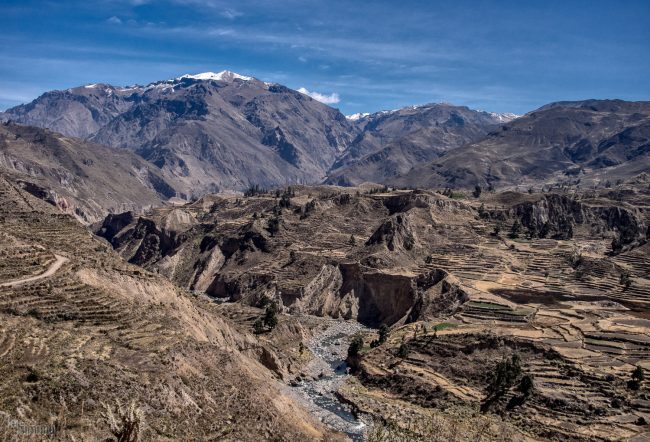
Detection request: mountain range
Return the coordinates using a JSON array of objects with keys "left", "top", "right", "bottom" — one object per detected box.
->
[
  {"left": 392, "top": 99, "right": 650, "bottom": 189},
  {"left": 1, "top": 70, "right": 649, "bottom": 215},
  {"left": 1, "top": 72, "right": 356, "bottom": 197},
  {"left": 2, "top": 71, "right": 650, "bottom": 442}
]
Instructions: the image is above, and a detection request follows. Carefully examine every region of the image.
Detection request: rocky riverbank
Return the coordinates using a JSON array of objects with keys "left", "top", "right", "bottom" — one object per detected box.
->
[{"left": 286, "top": 319, "right": 371, "bottom": 440}]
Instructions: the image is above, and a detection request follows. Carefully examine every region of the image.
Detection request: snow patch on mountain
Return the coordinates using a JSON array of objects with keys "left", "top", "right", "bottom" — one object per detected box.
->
[
  {"left": 346, "top": 112, "right": 370, "bottom": 121},
  {"left": 176, "top": 71, "right": 253, "bottom": 82},
  {"left": 487, "top": 112, "right": 520, "bottom": 122}
]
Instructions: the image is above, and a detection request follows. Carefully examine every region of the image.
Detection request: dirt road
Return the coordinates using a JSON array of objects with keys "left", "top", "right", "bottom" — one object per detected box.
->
[{"left": 0, "top": 255, "right": 68, "bottom": 288}]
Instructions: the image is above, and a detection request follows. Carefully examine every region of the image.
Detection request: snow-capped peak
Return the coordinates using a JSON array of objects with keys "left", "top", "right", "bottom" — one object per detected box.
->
[
  {"left": 487, "top": 112, "right": 520, "bottom": 123},
  {"left": 346, "top": 112, "right": 370, "bottom": 121},
  {"left": 176, "top": 71, "right": 253, "bottom": 82}
]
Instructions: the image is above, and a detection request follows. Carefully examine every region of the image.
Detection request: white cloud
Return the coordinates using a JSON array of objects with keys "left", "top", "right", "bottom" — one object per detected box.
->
[
  {"left": 221, "top": 8, "right": 243, "bottom": 20},
  {"left": 297, "top": 87, "right": 340, "bottom": 104},
  {"left": 107, "top": 16, "right": 123, "bottom": 25},
  {"left": 298, "top": 56, "right": 307, "bottom": 62}
]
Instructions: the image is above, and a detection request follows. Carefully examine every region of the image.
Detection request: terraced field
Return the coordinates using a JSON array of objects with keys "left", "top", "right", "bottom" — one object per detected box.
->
[
  {"left": 0, "top": 177, "right": 339, "bottom": 441},
  {"left": 2, "top": 172, "right": 649, "bottom": 440},
  {"left": 90, "top": 177, "right": 650, "bottom": 440}
]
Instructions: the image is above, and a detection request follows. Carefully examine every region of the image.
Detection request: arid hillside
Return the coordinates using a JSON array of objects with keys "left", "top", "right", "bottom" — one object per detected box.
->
[
  {"left": 0, "top": 122, "right": 177, "bottom": 223},
  {"left": 95, "top": 177, "right": 650, "bottom": 440},
  {"left": 393, "top": 100, "right": 650, "bottom": 190},
  {"left": 0, "top": 175, "right": 344, "bottom": 441}
]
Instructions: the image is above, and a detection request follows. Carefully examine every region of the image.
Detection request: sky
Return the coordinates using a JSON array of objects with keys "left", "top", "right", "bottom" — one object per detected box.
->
[{"left": 1, "top": 0, "right": 649, "bottom": 115}]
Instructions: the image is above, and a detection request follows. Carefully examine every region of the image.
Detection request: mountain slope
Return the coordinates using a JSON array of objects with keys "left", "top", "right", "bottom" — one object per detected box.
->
[
  {"left": 392, "top": 99, "right": 650, "bottom": 189},
  {"left": 326, "top": 104, "right": 517, "bottom": 185},
  {"left": 0, "top": 174, "right": 338, "bottom": 441},
  {"left": 0, "top": 84, "right": 138, "bottom": 139},
  {"left": 0, "top": 122, "right": 177, "bottom": 222},
  {"left": 2, "top": 72, "right": 357, "bottom": 196}
]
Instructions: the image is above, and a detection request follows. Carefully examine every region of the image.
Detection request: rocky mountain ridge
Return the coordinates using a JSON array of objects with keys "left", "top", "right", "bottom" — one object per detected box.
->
[
  {"left": 3, "top": 75, "right": 649, "bottom": 197},
  {"left": 327, "top": 103, "right": 516, "bottom": 185},
  {"left": 393, "top": 99, "right": 650, "bottom": 189},
  {"left": 0, "top": 72, "right": 514, "bottom": 196}
]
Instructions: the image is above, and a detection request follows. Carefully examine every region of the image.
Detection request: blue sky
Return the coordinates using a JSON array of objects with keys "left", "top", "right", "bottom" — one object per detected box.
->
[{"left": 1, "top": 0, "right": 649, "bottom": 115}]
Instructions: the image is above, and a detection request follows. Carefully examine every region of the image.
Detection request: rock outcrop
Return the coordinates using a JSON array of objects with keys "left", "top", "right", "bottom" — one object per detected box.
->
[
  {"left": 365, "top": 213, "right": 416, "bottom": 251},
  {"left": 486, "top": 193, "right": 647, "bottom": 248}
]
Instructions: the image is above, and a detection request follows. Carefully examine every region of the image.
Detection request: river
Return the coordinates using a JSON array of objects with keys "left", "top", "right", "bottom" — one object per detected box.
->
[{"left": 287, "top": 319, "right": 371, "bottom": 441}]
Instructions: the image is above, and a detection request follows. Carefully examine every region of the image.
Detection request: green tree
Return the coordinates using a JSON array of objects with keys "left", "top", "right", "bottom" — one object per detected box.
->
[
  {"left": 348, "top": 335, "right": 364, "bottom": 358},
  {"left": 263, "top": 302, "right": 279, "bottom": 330},
  {"left": 397, "top": 342, "right": 410, "bottom": 358},
  {"left": 488, "top": 354, "right": 522, "bottom": 395},
  {"left": 378, "top": 324, "right": 389, "bottom": 344},
  {"left": 253, "top": 318, "right": 265, "bottom": 334},
  {"left": 509, "top": 220, "right": 522, "bottom": 239}
]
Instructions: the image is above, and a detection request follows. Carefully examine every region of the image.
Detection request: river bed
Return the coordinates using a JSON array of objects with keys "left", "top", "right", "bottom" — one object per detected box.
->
[{"left": 287, "top": 319, "right": 371, "bottom": 441}]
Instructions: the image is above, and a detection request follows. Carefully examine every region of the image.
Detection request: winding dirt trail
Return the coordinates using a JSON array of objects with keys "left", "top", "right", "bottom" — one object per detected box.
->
[{"left": 0, "top": 254, "right": 68, "bottom": 288}]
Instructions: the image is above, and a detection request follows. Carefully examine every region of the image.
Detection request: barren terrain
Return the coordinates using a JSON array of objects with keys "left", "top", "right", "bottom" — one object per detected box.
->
[{"left": 89, "top": 174, "right": 650, "bottom": 440}]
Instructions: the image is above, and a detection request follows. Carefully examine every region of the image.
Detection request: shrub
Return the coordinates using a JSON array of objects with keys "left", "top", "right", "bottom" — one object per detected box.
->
[
  {"left": 267, "top": 216, "right": 281, "bottom": 236},
  {"left": 253, "top": 318, "right": 265, "bottom": 334},
  {"left": 25, "top": 366, "right": 40, "bottom": 383},
  {"left": 518, "top": 374, "right": 535, "bottom": 397},
  {"left": 258, "top": 296, "right": 271, "bottom": 308},
  {"left": 101, "top": 400, "right": 145, "bottom": 442},
  {"left": 397, "top": 343, "right": 410, "bottom": 358},
  {"left": 478, "top": 203, "right": 487, "bottom": 218},
  {"left": 620, "top": 271, "right": 632, "bottom": 291},
  {"left": 279, "top": 194, "right": 291, "bottom": 208}
]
